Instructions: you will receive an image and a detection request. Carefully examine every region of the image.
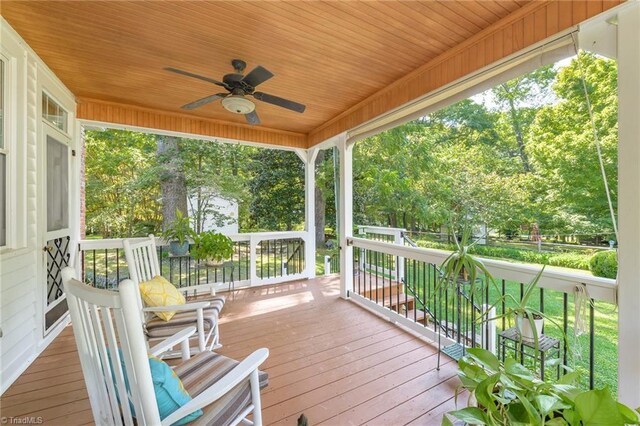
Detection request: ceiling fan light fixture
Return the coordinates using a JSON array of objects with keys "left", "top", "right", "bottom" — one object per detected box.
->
[{"left": 221, "top": 95, "right": 255, "bottom": 114}]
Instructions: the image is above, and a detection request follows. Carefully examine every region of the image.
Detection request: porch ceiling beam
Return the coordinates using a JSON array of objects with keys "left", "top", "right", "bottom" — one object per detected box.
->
[
  {"left": 76, "top": 98, "right": 308, "bottom": 149},
  {"left": 308, "top": 0, "right": 624, "bottom": 147}
]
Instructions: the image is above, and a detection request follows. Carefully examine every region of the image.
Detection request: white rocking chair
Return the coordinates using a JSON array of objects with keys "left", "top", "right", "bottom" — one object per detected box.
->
[
  {"left": 123, "top": 235, "right": 225, "bottom": 353},
  {"left": 62, "top": 267, "right": 268, "bottom": 426}
]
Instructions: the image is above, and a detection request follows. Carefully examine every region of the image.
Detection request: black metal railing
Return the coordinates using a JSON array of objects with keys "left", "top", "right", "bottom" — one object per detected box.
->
[
  {"left": 351, "top": 241, "right": 617, "bottom": 393},
  {"left": 258, "top": 238, "right": 305, "bottom": 279},
  {"left": 326, "top": 252, "right": 340, "bottom": 274},
  {"left": 80, "top": 235, "right": 306, "bottom": 290},
  {"left": 81, "top": 240, "right": 251, "bottom": 289}
]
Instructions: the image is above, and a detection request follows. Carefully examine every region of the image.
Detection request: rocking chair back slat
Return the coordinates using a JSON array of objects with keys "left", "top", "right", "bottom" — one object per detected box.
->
[{"left": 62, "top": 267, "right": 162, "bottom": 426}]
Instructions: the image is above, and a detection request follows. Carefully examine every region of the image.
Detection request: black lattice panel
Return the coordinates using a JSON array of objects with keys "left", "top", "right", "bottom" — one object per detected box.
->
[{"left": 47, "top": 236, "right": 70, "bottom": 304}]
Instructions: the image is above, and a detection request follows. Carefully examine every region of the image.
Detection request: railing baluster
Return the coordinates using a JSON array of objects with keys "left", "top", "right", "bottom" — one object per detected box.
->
[
  {"left": 502, "top": 279, "right": 506, "bottom": 331},
  {"left": 116, "top": 249, "right": 120, "bottom": 284},
  {"left": 563, "top": 292, "right": 568, "bottom": 368},
  {"left": 590, "top": 299, "right": 595, "bottom": 390},
  {"left": 104, "top": 249, "right": 108, "bottom": 287}
]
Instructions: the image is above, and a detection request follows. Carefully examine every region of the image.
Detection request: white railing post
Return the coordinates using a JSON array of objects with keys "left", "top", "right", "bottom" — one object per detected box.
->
[
  {"left": 483, "top": 304, "right": 497, "bottom": 354},
  {"left": 298, "top": 148, "right": 319, "bottom": 280},
  {"left": 394, "top": 231, "right": 405, "bottom": 283},
  {"left": 617, "top": 1, "right": 640, "bottom": 408},
  {"left": 249, "top": 235, "right": 259, "bottom": 286},
  {"left": 324, "top": 255, "right": 331, "bottom": 276},
  {"left": 337, "top": 133, "right": 353, "bottom": 299}
]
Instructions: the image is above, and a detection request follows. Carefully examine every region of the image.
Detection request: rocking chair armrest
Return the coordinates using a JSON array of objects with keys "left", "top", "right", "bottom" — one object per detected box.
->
[
  {"left": 142, "top": 301, "right": 211, "bottom": 312},
  {"left": 161, "top": 348, "right": 269, "bottom": 426},
  {"left": 149, "top": 326, "right": 197, "bottom": 357}
]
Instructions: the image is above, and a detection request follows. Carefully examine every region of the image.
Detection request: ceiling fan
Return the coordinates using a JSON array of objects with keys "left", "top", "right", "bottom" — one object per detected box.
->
[{"left": 165, "top": 59, "right": 306, "bottom": 126}]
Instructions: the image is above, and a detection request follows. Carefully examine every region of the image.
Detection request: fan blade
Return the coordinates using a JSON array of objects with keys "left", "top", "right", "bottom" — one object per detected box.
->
[
  {"left": 164, "top": 67, "right": 228, "bottom": 88},
  {"left": 180, "top": 93, "right": 227, "bottom": 110},
  {"left": 242, "top": 66, "right": 274, "bottom": 88},
  {"left": 245, "top": 110, "right": 261, "bottom": 125},
  {"left": 253, "top": 92, "right": 306, "bottom": 113}
]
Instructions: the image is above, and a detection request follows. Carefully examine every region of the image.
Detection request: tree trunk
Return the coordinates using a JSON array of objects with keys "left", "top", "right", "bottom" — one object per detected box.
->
[
  {"left": 157, "top": 135, "right": 188, "bottom": 229},
  {"left": 315, "top": 150, "right": 326, "bottom": 248},
  {"left": 501, "top": 83, "right": 532, "bottom": 173}
]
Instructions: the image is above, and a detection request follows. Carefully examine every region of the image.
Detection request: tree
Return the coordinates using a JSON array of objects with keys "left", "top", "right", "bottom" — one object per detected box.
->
[
  {"left": 528, "top": 53, "right": 618, "bottom": 237},
  {"left": 314, "top": 150, "right": 326, "bottom": 248},
  {"left": 246, "top": 149, "right": 304, "bottom": 231},
  {"left": 84, "top": 129, "right": 161, "bottom": 237},
  {"left": 491, "top": 66, "right": 556, "bottom": 172},
  {"left": 178, "top": 139, "right": 248, "bottom": 233},
  {"left": 156, "top": 135, "right": 188, "bottom": 230}
]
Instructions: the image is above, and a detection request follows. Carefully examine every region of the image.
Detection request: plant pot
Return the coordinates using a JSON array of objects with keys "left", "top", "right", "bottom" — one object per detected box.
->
[
  {"left": 205, "top": 259, "right": 225, "bottom": 267},
  {"left": 516, "top": 314, "right": 544, "bottom": 343},
  {"left": 169, "top": 241, "right": 190, "bottom": 256}
]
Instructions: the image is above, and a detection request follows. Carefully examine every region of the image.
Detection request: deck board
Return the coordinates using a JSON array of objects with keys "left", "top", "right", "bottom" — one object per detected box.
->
[{"left": 0, "top": 276, "right": 458, "bottom": 425}]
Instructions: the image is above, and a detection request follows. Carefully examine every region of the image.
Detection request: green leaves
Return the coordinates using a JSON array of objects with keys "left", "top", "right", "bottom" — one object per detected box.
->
[
  {"left": 191, "top": 231, "right": 234, "bottom": 262},
  {"left": 447, "top": 407, "right": 489, "bottom": 425},
  {"left": 447, "top": 350, "right": 639, "bottom": 426},
  {"left": 574, "top": 388, "right": 638, "bottom": 425}
]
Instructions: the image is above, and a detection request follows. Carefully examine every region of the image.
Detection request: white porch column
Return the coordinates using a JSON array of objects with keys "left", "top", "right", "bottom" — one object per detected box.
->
[
  {"left": 300, "top": 148, "right": 319, "bottom": 279},
  {"left": 617, "top": 1, "right": 640, "bottom": 408},
  {"left": 337, "top": 133, "right": 353, "bottom": 299}
]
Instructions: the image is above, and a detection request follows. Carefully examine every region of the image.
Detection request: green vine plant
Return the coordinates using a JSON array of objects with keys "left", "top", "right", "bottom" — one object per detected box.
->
[
  {"left": 442, "top": 348, "right": 639, "bottom": 426},
  {"left": 190, "top": 231, "right": 234, "bottom": 265}
]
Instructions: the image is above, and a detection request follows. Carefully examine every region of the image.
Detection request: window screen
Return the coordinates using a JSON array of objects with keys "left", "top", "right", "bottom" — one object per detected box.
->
[{"left": 47, "top": 135, "right": 68, "bottom": 231}]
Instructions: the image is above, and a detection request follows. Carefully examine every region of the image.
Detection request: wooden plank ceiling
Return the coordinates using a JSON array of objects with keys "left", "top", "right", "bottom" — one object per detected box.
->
[{"left": 0, "top": 1, "right": 620, "bottom": 148}]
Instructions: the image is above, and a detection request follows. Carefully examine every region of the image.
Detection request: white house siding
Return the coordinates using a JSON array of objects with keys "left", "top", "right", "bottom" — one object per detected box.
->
[{"left": 0, "top": 19, "right": 77, "bottom": 394}]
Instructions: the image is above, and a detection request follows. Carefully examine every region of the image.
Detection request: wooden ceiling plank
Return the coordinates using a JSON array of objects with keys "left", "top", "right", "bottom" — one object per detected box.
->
[
  {"left": 381, "top": 2, "right": 467, "bottom": 46},
  {"left": 477, "top": 1, "right": 512, "bottom": 19},
  {"left": 330, "top": 2, "right": 446, "bottom": 53},
  {"left": 401, "top": 1, "right": 482, "bottom": 41},
  {"left": 190, "top": 1, "right": 398, "bottom": 83},
  {"left": 440, "top": 2, "right": 495, "bottom": 28},
  {"left": 422, "top": 2, "right": 485, "bottom": 34},
  {"left": 279, "top": 2, "right": 423, "bottom": 66}
]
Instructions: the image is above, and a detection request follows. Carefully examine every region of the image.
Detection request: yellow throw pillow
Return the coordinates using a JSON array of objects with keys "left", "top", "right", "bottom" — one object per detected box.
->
[{"left": 138, "top": 275, "right": 185, "bottom": 321}]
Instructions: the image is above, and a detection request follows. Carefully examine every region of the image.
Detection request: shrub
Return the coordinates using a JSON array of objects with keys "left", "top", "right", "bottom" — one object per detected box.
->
[
  {"left": 415, "top": 240, "right": 593, "bottom": 271},
  {"left": 589, "top": 250, "right": 617, "bottom": 278},
  {"left": 547, "top": 252, "right": 592, "bottom": 270}
]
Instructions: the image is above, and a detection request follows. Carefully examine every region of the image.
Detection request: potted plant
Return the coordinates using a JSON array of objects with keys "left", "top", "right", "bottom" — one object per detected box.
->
[
  {"left": 161, "top": 210, "right": 195, "bottom": 256},
  {"left": 442, "top": 348, "right": 640, "bottom": 426},
  {"left": 191, "top": 231, "right": 234, "bottom": 266},
  {"left": 440, "top": 225, "right": 491, "bottom": 287},
  {"left": 489, "top": 266, "right": 559, "bottom": 347}
]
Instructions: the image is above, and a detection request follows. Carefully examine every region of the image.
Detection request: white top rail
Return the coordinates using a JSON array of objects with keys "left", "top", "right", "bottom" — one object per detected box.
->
[
  {"left": 357, "top": 225, "right": 406, "bottom": 236},
  {"left": 349, "top": 237, "right": 617, "bottom": 304},
  {"left": 78, "top": 231, "right": 307, "bottom": 251}
]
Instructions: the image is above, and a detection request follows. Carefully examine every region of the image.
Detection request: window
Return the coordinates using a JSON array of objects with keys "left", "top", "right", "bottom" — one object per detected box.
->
[
  {"left": 46, "top": 135, "right": 68, "bottom": 231},
  {"left": 42, "top": 92, "right": 67, "bottom": 133},
  {"left": 0, "top": 59, "right": 6, "bottom": 246}
]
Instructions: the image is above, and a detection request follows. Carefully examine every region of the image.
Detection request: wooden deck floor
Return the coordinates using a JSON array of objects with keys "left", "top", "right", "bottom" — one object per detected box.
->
[{"left": 0, "top": 276, "right": 459, "bottom": 425}]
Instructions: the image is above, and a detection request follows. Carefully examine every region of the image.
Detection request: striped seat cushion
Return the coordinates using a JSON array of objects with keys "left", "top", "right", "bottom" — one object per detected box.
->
[
  {"left": 145, "top": 296, "right": 225, "bottom": 339},
  {"left": 173, "top": 351, "right": 268, "bottom": 426}
]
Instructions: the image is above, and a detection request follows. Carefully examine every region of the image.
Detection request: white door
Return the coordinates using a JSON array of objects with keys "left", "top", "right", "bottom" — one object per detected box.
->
[{"left": 41, "top": 93, "right": 72, "bottom": 335}]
